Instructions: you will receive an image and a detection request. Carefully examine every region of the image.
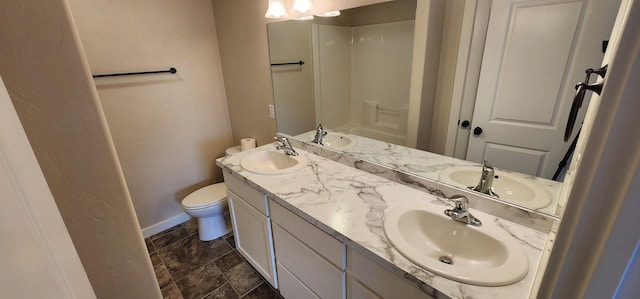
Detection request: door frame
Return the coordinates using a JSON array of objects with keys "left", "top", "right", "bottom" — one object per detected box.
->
[
  {"left": 443, "top": 0, "right": 491, "bottom": 158},
  {"left": 537, "top": 0, "right": 640, "bottom": 297}
]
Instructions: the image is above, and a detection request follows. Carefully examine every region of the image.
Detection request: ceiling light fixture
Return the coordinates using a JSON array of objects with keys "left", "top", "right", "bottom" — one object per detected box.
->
[
  {"left": 316, "top": 10, "right": 341, "bottom": 17},
  {"left": 265, "top": 0, "right": 288, "bottom": 18},
  {"left": 292, "top": 0, "right": 314, "bottom": 14}
]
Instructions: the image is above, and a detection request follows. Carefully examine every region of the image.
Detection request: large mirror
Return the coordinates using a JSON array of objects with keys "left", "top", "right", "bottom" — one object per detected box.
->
[{"left": 267, "top": 0, "right": 621, "bottom": 217}]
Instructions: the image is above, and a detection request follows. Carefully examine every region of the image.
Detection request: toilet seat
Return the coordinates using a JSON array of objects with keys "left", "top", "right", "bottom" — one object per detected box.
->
[
  {"left": 182, "top": 183, "right": 227, "bottom": 210},
  {"left": 225, "top": 145, "right": 242, "bottom": 156}
]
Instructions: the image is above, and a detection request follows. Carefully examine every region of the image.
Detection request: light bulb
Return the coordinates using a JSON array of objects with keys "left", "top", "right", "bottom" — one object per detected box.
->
[
  {"left": 316, "top": 10, "right": 341, "bottom": 17},
  {"left": 265, "top": 0, "right": 288, "bottom": 18},
  {"left": 293, "top": 0, "right": 314, "bottom": 13}
]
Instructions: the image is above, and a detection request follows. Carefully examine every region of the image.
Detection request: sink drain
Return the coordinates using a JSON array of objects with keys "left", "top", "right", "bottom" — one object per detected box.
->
[{"left": 439, "top": 256, "right": 453, "bottom": 265}]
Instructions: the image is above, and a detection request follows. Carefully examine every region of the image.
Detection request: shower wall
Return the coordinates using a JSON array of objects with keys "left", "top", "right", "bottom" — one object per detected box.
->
[
  {"left": 314, "top": 25, "right": 353, "bottom": 129},
  {"left": 315, "top": 20, "right": 414, "bottom": 144},
  {"left": 350, "top": 20, "right": 414, "bottom": 125}
]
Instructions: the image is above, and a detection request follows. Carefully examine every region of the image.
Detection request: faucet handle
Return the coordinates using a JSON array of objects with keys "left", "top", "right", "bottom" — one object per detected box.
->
[
  {"left": 275, "top": 136, "right": 288, "bottom": 143},
  {"left": 274, "top": 136, "right": 298, "bottom": 156},
  {"left": 449, "top": 194, "right": 469, "bottom": 210},
  {"left": 445, "top": 194, "right": 481, "bottom": 226},
  {"left": 274, "top": 136, "right": 287, "bottom": 147},
  {"left": 317, "top": 124, "right": 327, "bottom": 136}
]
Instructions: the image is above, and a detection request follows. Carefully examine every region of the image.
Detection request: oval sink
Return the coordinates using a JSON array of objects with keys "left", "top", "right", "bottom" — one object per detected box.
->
[
  {"left": 304, "top": 132, "right": 356, "bottom": 150},
  {"left": 240, "top": 150, "right": 307, "bottom": 175},
  {"left": 384, "top": 205, "right": 529, "bottom": 286},
  {"left": 439, "top": 166, "right": 551, "bottom": 209}
]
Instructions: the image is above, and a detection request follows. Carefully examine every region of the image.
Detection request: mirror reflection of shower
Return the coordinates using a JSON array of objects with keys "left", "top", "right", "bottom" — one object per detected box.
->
[
  {"left": 313, "top": 20, "right": 413, "bottom": 145},
  {"left": 268, "top": 0, "right": 416, "bottom": 145}
]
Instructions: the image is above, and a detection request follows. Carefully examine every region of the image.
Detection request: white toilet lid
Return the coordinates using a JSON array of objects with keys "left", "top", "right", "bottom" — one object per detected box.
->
[
  {"left": 182, "top": 183, "right": 227, "bottom": 209},
  {"left": 225, "top": 145, "right": 242, "bottom": 156}
]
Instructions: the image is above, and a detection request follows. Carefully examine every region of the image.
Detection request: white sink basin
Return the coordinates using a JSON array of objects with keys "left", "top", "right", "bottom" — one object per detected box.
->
[
  {"left": 439, "top": 166, "right": 551, "bottom": 209},
  {"left": 240, "top": 150, "right": 307, "bottom": 175},
  {"left": 304, "top": 132, "right": 356, "bottom": 150},
  {"left": 384, "top": 204, "right": 529, "bottom": 286}
]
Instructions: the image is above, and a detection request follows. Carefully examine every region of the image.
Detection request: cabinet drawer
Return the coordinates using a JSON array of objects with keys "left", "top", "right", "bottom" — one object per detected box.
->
[
  {"left": 347, "top": 247, "right": 433, "bottom": 299},
  {"left": 347, "top": 275, "right": 382, "bottom": 299},
  {"left": 224, "top": 169, "right": 268, "bottom": 215},
  {"left": 273, "top": 225, "right": 343, "bottom": 299},
  {"left": 276, "top": 261, "right": 320, "bottom": 299},
  {"left": 270, "top": 202, "right": 343, "bottom": 268}
]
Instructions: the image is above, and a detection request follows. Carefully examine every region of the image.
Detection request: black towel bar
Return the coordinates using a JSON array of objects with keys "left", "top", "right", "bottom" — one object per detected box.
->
[
  {"left": 92, "top": 67, "right": 177, "bottom": 78},
  {"left": 270, "top": 61, "right": 305, "bottom": 66}
]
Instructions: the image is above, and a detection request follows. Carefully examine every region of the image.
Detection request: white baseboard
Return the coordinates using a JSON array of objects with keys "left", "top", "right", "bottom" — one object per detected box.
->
[{"left": 142, "top": 212, "right": 192, "bottom": 238}]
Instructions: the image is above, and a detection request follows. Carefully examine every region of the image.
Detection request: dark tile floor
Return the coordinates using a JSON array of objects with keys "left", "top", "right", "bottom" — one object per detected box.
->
[{"left": 146, "top": 219, "right": 283, "bottom": 299}]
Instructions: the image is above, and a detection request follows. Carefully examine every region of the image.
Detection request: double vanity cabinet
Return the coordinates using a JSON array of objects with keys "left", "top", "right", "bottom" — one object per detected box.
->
[
  {"left": 217, "top": 143, "right": 549, "bottom": 299},
  {"left": 223, "top": 170, "right": 430, "bottom": 299}
]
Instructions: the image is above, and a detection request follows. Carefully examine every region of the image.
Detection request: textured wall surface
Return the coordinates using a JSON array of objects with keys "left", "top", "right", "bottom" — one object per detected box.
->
[
  {"left": 0, "top": 0, "right": 161, "bottom": 298},
  {"left": 68, "top": 0, "right": 234, "bottom": 234},
  {"left": 0, "top": 75, "right": 96, "bottom": 298},
  {"left": 212, "top": 0, "right": 278, "bottom": 146}
]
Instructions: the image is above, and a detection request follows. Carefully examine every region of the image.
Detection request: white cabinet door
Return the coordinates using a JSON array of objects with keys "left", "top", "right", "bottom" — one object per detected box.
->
[{"left": 227, "top": 192, "right": 277, "bottom": 287}]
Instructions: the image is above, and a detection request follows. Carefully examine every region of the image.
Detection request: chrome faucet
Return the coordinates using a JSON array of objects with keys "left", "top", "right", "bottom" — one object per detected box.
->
[
  {"left": 469, "top": 160, "right": 500, "bottom": 198},
  {"left": 274, "top": 136, "right": 299, "bottom": 156},
  {"left": 312, "top": 124, "right": 328, "bottom": 145},
  {"left": 444, "top": 195, "right": 482, "bottom": 226}
]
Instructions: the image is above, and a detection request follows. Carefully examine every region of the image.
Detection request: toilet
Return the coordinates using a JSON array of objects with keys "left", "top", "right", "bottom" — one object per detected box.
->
[{"left": 181, "top": 145, "right": 241, "bottom": 241}]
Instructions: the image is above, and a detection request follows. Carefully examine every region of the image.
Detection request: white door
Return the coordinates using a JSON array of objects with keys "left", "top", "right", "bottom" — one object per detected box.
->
[{"left": 466, "top": 0, "right": 619, "bottom": 179}]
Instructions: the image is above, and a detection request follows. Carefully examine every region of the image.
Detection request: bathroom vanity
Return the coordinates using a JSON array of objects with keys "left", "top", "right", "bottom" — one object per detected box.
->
[{"left": 217, "top": 143, "right": 549, "bottom": 299}]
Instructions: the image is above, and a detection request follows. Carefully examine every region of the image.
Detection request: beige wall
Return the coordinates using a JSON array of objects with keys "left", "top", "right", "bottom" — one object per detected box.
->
[
  {"left": 407, "top": 0, "right": 446, "bottom": 150},
  {"left": 429, "top": 0, "right": 466, "bottom": 154},
  {"left": 212, "top": 0, "right": 277, "bottom": 146},
  {"left": 212, "top": 0, "right": 391, "bottom": 146},
  {"left": 68, "top": 0, "right": 234, "bottom": 234},
  {"left": 1, "top": 75, "right": 95, "bottom": 298},
  {"left": 0, "top": 0, "right": 161, "bottom": 298},
  {"left": 342, "top": 0, "right": 416, "bottom": 26}
]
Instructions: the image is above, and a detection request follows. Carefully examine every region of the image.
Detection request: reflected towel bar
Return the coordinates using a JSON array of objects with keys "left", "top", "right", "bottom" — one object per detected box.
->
[
  {"left": 271, "top": 61, "right": 305, "bottom": 66},
  {"left": 92, "top": 67, "right": 177, "bottom": 78}
]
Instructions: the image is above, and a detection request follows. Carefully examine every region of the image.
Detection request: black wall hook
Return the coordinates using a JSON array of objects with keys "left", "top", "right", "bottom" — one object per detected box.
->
[
  {"left": 585, "top": 65, "right": 607, "bottom": 80},
  {"left": 564, "top": 65, "right": 607, "bottom": 141}
]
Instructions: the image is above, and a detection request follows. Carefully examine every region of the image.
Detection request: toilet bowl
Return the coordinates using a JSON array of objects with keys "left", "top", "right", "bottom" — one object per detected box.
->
[
  {"left": 225, "top": 145, "right": 241, "bottom": 156},
  {"left": 181, "top": 145, "right": 241, "bottom": 241},
  {"left": 182, "top": 183, "right": 230, "bottom": 241}
]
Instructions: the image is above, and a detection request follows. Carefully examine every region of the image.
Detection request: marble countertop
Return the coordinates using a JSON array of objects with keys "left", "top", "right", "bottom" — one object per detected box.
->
[
  {"left": 293, "top": 130, "right": 564, "bottom": 217},
  {"left": 217, "top": 144, "right": 549, "bottom": 299}
]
